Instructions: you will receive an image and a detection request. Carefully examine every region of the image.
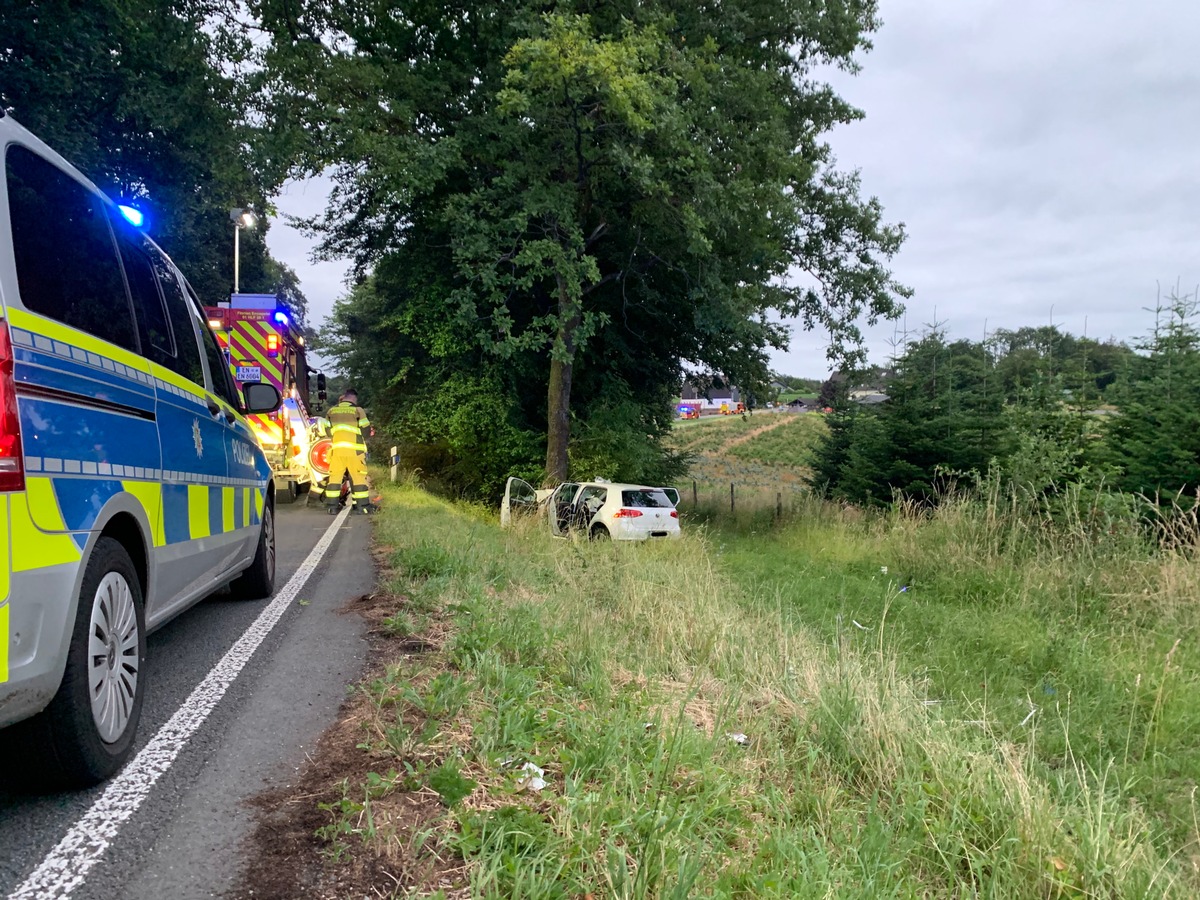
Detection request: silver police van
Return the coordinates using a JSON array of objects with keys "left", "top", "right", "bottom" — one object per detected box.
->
[{"left": 0, "top": 112, "right": 281, "bottom": 786}]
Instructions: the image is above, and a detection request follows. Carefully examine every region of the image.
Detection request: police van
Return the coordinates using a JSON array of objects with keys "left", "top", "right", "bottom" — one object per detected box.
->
[{"left": 0, "top": 113, "right": 282, "bottom": 786}]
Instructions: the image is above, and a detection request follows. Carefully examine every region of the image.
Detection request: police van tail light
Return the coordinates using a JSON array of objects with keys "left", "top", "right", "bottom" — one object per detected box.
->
[{"left": 0, "top": 322, "right": 25, "bottom": 492}]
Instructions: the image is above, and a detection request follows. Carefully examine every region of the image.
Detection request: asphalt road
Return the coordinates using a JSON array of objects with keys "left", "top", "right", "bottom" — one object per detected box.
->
[{"left": 0, "top": 499, "right": 373, "bottom": 899}]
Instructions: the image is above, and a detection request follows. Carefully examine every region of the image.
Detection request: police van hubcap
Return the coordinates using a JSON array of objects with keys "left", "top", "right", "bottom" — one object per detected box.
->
[{"left": 88, "top": 572, "right": 140, "bottom": 744}]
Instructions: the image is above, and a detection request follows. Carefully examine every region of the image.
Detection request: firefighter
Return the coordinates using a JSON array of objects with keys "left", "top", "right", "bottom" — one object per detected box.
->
[{"left": 324, "top": 387, "right": 375, "bottom": 514}]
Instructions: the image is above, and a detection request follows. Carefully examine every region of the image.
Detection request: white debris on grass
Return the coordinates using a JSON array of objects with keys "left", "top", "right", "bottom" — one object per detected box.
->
[{"left": 517, "top": 762, "right": 547, "bottom": 791}]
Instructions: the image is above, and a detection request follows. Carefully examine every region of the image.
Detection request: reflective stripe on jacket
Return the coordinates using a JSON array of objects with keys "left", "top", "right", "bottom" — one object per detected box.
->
[{"left": 328, "top": 401, "right": 370, "bottom": 451}]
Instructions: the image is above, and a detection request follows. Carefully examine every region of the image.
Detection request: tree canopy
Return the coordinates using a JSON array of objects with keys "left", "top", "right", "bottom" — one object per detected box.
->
[
  {"left": 808, "top": 319, "right": 1151, "bottom": 508},
  {"left": 0, "top": 0, "right": 289, "bottom": 307},
  {"left": 256, "top": 0, "right": 910, "bottom": 491}
]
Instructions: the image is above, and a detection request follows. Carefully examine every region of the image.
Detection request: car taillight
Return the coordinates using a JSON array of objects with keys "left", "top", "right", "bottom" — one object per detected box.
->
[
  {"left": 613, "top": 508, "right": 642, "bottom": 518},
  {"left": 670, "top": 510, "right": 678, "bottom": 518},
  {"left": 0, "top": 322, "right": 24, "bottom": 492}
]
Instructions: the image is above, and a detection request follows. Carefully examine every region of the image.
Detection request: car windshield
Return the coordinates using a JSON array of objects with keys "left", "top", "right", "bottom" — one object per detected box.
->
[{"left": 622, "top": 489, "right": 674, "bottom": 508}]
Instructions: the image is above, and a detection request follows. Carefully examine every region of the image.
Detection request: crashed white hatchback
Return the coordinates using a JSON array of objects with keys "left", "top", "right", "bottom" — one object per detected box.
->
[{"left": 501, "top": 478, "right": 681, "bottom": 541}]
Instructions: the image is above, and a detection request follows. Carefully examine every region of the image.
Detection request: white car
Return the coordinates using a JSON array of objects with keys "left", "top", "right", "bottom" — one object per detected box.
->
[{"left": 502, "top": 478, "right": 681, "bottom": 540}]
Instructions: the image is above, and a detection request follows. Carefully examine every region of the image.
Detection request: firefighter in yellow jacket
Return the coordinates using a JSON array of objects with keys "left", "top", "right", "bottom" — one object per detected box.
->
[{"left": 325, "top": 387, "right": 375, "bottom": 514}]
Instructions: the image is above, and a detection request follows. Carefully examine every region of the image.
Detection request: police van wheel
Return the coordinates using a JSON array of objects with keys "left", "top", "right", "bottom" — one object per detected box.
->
[
  {"left": 19, "top": 538, "right": 146, "bottom": 788},
  {"left": 231, "top": 501, "right": 276, "bottom": 600}
]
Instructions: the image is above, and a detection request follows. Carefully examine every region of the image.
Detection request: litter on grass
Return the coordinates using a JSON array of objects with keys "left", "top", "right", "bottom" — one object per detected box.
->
[
  {"left": 1020, "top": 703, "right": 1039, "bottom": 728},
  {"left": 726, "top": 732, "right": 749, "bottom": 746},
  {"left": 517, "top": 762, "right": 547, "bottom": 791}
]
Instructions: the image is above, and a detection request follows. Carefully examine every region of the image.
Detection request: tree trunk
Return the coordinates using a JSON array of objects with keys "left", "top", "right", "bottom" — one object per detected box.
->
[{"left": 544, "top": 275, "right": 582, "bottom": 486}]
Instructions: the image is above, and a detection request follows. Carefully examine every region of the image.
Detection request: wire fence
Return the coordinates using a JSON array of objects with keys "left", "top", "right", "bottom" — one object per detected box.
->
[{"left": 678, "top": 478, "right": 817, "bottom": 525}]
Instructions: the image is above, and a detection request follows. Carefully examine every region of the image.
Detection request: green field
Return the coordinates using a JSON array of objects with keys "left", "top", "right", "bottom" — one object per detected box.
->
[
  {"left": 726, "top": 414, "right": 826, "bottom": 468},
  {"left": 671, "top": 412, "right": 826, "bottom": 504},
  {"left": 306, "top": 468, "right": 1200, "bottom": 897}
]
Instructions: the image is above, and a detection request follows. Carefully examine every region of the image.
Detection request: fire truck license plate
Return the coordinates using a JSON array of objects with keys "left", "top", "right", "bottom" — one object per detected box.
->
[{"left": 236, "top": 365, "right": 262, "bottom": 382}]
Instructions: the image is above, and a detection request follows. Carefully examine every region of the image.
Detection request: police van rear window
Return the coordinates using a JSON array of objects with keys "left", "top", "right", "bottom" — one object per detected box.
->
[{"left": 5, "top": 145, "right": 138, "bottom": 352}]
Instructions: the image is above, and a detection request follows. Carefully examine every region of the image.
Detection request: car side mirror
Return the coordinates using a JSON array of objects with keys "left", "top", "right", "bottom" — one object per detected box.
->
[{"left": 243, "top": 382, "right": 282, "bottom": 413}]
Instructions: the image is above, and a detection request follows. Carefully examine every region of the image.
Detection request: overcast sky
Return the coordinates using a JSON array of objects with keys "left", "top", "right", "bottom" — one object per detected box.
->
[{"left": 267, "top": 0, "right": 1200, "bottom": 379}]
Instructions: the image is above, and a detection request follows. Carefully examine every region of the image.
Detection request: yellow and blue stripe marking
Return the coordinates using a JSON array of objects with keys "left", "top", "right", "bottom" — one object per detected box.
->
[{"left": 0, "top": 308, "right": 272, "bottom": 686}]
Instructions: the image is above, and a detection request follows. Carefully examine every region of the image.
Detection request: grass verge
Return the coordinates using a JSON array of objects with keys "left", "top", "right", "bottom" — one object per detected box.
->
[{"left": 253, "top": 476, "right": 1194, "bottom": 898}]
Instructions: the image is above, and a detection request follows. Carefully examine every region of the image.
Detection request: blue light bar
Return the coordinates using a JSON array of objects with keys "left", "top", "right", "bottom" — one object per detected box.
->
[
  {"left": 117, "top": 205, "right": 145, "bottom": 227},
  {"left": 273, "top": 311, "right": 289, "bottom": 325}
]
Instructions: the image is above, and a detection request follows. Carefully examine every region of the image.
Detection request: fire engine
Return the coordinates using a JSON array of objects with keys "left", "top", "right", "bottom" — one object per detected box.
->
[{"left": 205, "top": 293, "right": 314, "bottom": 502}]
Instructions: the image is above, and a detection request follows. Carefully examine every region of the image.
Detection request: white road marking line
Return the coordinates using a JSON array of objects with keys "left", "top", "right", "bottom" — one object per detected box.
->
[{"left": 9, "top": 506, "right": 353, "bottom": 900}]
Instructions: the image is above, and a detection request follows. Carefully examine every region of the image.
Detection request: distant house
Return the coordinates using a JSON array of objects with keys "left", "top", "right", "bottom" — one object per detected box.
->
[{"left": 680, "top": 378, "right": 741, "bottom": 410}]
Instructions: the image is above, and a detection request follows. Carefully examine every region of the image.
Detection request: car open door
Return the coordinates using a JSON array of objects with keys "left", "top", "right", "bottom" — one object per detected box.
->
[
  {"left": 661, "top": 487, "right": 680, "bottom": 507},
  {"left": 549, "top": 482, "right": 580, "bottom": 536},
  {"left": 501, "top": 477, "right": 539, "bottom": 527}
]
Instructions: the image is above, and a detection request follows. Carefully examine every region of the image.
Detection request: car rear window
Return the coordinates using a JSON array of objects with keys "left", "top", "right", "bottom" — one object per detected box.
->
[{"left": 622, "top": 489, "right": 674, "bottom": 508}]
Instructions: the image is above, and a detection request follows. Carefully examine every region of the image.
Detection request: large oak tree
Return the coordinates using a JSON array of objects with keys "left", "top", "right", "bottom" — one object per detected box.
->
[{"left": 258, "top": 0, "right": 910, "bottom": 484}]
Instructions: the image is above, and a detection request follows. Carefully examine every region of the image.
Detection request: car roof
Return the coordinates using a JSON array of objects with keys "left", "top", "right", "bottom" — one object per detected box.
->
[{"left": 577, "top": 482, "right": 669, "bottom": 491}]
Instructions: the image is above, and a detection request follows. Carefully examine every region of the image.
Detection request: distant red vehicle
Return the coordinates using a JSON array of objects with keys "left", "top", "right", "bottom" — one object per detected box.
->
[{"left": 677, "top": 404, "right": 700, "bottom": 419}]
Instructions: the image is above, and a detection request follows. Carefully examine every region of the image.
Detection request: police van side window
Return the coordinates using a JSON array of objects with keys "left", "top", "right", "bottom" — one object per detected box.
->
[
  {"left": 185, "top": 282, "right": 241, "bottom": 409},
  {"left": 5, "top": 145, "right": 138, "bottom": 351},
  {"left": 151, "top": 259, "right": 205, "bottom": 386},
  {"left": 115, "top": 232, "right": 174, "bottom": 363},
  {"left": 201, "top": 325, "right": 239, "bottom": 407}
]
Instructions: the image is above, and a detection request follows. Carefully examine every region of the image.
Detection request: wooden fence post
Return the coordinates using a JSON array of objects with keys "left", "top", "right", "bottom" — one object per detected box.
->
[
  {"left": 776, "top": 491, "right": 783, "bottom": 520},
  {"left": 692, "top": 480, "right": 698, "bottom": 505},
  {"left": 730, "top": 482, "right": 735, "bottom": 514}
]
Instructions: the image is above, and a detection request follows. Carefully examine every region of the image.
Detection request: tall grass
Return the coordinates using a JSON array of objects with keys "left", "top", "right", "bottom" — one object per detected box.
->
[
  {"left": 708, "top": 478, "right": 1200, "bottom": 861},
  {"left": 331, "top": 477, "right": 1194, "bottom": 897}
]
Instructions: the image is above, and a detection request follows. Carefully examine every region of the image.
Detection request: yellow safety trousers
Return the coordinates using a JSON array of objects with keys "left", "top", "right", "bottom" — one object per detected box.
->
[{"left": 325, "top": 446, "right": 369, "bottom": 505}]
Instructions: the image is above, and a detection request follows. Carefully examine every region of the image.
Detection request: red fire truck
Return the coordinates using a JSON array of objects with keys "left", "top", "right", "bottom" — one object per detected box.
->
[{"left": 205, "top": 293, "right": 314, "bottom": 502}]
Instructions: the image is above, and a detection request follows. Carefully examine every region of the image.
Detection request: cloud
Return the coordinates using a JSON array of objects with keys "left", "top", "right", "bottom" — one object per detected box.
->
[
  {"left": 264, "top": 174, "right": 352, "bottom": 370},
  {"left": 772, "top": 0, "right": 1200, "bottom": 376},
  {"left": 266, "top": 174, "right": 351, "bottom": 329},
  {"left": 260, "top": 2, "right": 1200, "bottom": 378}
]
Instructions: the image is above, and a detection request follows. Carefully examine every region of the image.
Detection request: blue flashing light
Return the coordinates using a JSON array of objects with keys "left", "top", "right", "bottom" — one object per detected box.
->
[
  {"left": 273, "top": 311, "right": 289, "bottom": 326},
  {"left": 117, "top": 205, "right": 145, "bottom": 228}
]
